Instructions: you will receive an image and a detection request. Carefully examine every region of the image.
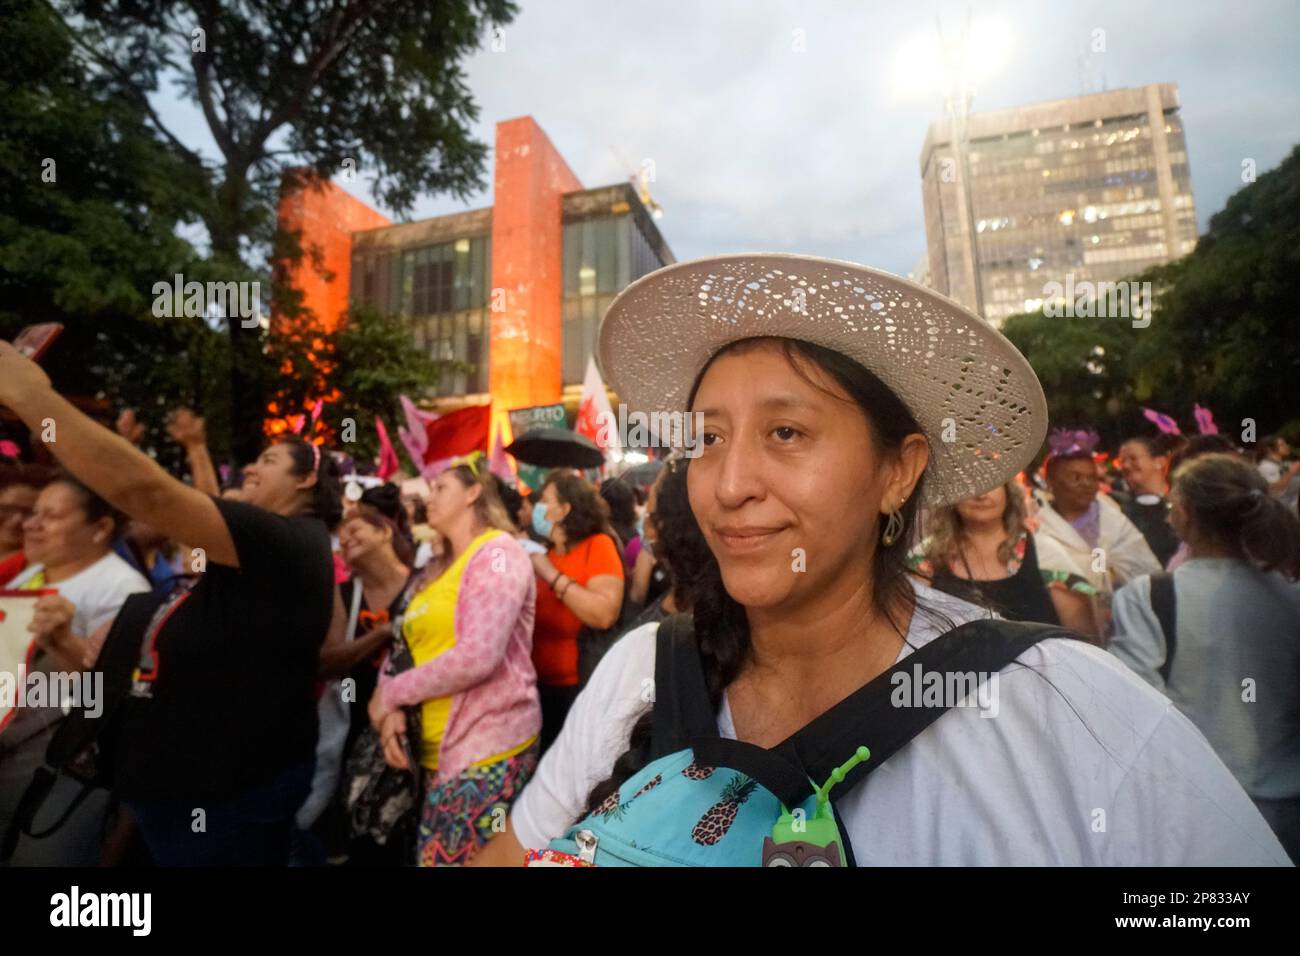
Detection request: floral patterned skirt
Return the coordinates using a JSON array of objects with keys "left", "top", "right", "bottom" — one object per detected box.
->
[{"left": 417, "top": 742, "right": 539, "bottom": 867}]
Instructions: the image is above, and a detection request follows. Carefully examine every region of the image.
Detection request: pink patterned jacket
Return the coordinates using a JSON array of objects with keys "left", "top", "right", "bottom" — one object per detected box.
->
[{"left": 378, "top": 531, "right": 541, "bottom": 783}]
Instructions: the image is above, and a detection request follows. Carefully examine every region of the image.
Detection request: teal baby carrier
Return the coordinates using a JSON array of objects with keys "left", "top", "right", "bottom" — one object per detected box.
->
[{"left": 542, "top": 613, "right": 1063, "bottom": 866}]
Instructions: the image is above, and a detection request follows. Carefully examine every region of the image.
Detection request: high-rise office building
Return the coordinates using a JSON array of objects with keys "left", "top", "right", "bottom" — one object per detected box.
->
[{"left": 919, "top": 83, "right": 1197, "bottom": 326}]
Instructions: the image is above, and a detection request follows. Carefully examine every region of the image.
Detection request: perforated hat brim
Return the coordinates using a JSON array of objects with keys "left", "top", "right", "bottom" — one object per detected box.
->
[{"left": 597, "top": 253, "right": 1048, "bottom": 508}]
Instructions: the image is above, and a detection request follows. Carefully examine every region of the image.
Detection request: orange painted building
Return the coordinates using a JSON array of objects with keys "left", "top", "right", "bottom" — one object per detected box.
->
[{"left": 277, "top": 116, "right": 674, "bottom": 448}]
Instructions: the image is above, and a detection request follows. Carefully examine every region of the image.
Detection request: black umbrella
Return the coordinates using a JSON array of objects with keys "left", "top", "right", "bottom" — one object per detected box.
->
[
  {"left": 505, "top": 427, "right": 606, "bottom": 469},
  {"left": 621, "top": 459, "right": 666, "bottom": 488}
]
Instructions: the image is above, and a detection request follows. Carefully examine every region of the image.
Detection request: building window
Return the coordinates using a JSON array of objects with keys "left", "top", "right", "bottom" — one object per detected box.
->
[
  {"left": 350, "top": 235, "right": 492, "bottom": 398},
  {"left": 561, "top": 213, "right": 669, "bottom": 384}
]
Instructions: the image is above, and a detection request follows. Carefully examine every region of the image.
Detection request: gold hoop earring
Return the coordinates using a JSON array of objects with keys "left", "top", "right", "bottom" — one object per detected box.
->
[{"left": 881, "top": 502, "right": 906, "bottom": 547}]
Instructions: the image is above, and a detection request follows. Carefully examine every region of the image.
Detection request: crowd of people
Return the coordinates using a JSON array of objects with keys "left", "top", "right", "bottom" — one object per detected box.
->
[
  {"left": 0, "top": 348, "right": 716, "bottom": 866},
  {"left": 0, "top": 254, "right": 1297, "bottom": 868}
]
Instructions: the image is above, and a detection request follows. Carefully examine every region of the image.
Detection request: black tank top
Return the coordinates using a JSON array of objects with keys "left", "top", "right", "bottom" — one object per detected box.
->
[{"left": 929, "top": 533, "right": 1061, "bottom": 626}]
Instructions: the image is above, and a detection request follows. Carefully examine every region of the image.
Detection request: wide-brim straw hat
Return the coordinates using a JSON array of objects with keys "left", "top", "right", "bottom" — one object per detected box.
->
[{"left": 597, "top": 253, "right": 1047, "bottom": 508}]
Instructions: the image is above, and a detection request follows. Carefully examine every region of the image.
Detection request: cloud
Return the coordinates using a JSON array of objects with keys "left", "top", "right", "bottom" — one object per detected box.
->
[{"left": 155, "top": 0, "right": 1300, "bottom": 276}]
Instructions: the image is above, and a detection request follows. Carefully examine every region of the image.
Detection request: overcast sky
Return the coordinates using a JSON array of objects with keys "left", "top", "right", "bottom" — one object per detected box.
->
[{"left": 160, "top": 0, "right": 1300, "bottom": 276}]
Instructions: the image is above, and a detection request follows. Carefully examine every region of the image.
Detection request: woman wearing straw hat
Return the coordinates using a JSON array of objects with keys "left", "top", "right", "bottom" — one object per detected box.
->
[{"left": 469, "top": 254, "right": 1288, "bottom": 866}]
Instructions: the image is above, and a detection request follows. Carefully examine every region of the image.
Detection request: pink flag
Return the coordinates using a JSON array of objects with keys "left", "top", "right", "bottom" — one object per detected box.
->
[
  {"left": 397, "top": 394, "right": 434, "bottom": 466},
  {"left": 1141, "top": 408, "right": 1182, "bottom": 435},
  {"left": 1193, "top": 403, "right": 1219, "bottom": 436},
  {"left": 488, "top": 426, "right": 515, "bottom": 483},
  {"left": 420, "top": 455, "right": 455, "bottom": 480},
  {"left": 374, "top": 416, "right": 400, "bottom": 480},
  {"left": 310, "top": 399, "right": 325, "bottom": 424}
]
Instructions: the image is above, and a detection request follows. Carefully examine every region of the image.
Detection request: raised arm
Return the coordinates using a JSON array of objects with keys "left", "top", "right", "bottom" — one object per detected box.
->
[
  {"left": 0, "top": 342, "right": 239, "bottom": 567},
  {"left": 167, "top": 408, "right": 220, "bottom": 497},
  {"left": 380, "top": 538, "right": 533, "bottom": 712}
]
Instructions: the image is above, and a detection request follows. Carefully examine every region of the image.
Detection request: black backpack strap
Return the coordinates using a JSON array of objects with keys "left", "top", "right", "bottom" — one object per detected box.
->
[
  {"left": 648, "top": 613, "right": 1068, "bottom": 804},
  {"left": 773, "top": 618, "right": 1071, "bottom": 797},
  {"left": 649, "top": 614, "right": 715, "bottom": 760},
  {"left": 1149, "top": 572, "right": 1177, "bottom": 682}
]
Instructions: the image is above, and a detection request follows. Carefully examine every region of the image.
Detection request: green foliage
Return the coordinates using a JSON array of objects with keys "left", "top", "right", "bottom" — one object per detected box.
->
[
  {"left": 0, "top": 0, "right": 225, "bottom": 467},
  {"left": 54, "top": 0, "right": 518, "bottom": 459},
  {"left": 1003, "top": 144, "right": 1300, "bottom": 449},
  {"left": 263, "top": 304, "right": 445, "bottom": 470},
  {"left": 327, "top": 305, "right": 443, "bottom": 467}
]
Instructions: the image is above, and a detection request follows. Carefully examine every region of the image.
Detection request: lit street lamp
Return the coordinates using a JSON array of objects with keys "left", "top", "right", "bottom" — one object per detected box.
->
[{"left": 895, "top": 13, "right": 1012, "bottom": 321}]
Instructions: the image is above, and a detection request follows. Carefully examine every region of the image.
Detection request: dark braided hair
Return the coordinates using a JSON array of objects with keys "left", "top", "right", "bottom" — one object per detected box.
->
[{"left": 581, "top": 336, "right": 930, "bottom": 816}]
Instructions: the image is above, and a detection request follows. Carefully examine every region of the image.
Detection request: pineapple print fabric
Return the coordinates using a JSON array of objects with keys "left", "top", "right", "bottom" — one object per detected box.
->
[
  {"left": 550, "top": 749, "right": 818, "bottom": 866},
  {"left": 691, "top": 774, "right": 758, "bottom": 846}
]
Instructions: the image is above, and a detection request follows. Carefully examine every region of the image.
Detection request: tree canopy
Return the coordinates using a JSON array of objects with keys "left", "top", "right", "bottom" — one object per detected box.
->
[
  {"left": 1002, "top": 142, "right": 1300, "bottom": 449},
  {"left": 52, "top": 0, "right": 517, "bottom": 459}
]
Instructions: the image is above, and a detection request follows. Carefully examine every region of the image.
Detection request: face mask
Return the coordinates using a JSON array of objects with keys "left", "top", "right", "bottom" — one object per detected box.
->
[{"left": 532, "top": 501, "right": 554, "bottom": 539}]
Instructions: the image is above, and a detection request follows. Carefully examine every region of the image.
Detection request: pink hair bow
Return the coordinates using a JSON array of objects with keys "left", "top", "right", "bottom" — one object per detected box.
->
[{"left": 1141, "top": 408, "right": 1182, "bottom": 435}]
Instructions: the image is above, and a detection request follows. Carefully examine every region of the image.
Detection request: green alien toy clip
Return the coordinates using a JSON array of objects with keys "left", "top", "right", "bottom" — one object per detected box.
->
[{"left": 761, "top": 745, "right": 871, "bottom": 867}]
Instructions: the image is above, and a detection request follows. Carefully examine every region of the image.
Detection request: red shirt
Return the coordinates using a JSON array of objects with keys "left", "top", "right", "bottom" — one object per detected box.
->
[
  {"left": 532, "top": 534, "right": 624, "bottom": 687},
  {"left": 0, "top": 551, "right": 26, "bottom": 588}
]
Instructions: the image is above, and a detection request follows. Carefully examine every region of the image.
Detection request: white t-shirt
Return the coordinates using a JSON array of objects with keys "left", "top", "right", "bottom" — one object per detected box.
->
[
  {"left": 511, "top": 582, "right": 1291, "bottom": 865},
  {"left": 10, "top": 551, "right": 151, "bottom": 638}
]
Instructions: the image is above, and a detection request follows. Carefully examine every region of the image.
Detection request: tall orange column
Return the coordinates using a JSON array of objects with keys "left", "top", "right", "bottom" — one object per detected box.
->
[
  {"left": 277, "top": 177, "right": 391, "bottom": 331},
  {"left": 489, "top": 117, "right": 583, "bottom": 446}
]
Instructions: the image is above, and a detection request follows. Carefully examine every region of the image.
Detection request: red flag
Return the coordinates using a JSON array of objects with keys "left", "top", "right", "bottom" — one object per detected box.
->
[
  {"left": 574, "top": 356, "right": 619, "bottom": 459},
  {"left": 422, "top": 404, "right": 490, "bottom": 464},
  {"left": 374, "top": 416, "right": 400, "bottom": 480}
]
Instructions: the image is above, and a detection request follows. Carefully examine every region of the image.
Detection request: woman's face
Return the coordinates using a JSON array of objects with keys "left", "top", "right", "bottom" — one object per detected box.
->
[
  {"left": 536, "top": 483, "right": 570, "bottom": 541},
  {"left": 1118, "top": 441, "right": 1167, "bottom": 495},
  {"left": 955, "top": 485, "right": 1008, "bottom": 527},
  {"left": 1047, "top": 458, "right": 1099, "bottom": 513},
  {"left": 242, "top": 444, "right": 310, "bottom": 514},
  {"left": 0, "top": 483, "right": 39, "bottom": 554},
  {"left": 22, "top": 483, "right": 112, "bottom": 568},
  {"left": 338, "top": 516, "right": 391, "bottom": 567},
  {"left": 687, "top": 341, "right": 926, "bottom": 611},
  {"left": 424, "top": 471, "right": 478, "bottom": 534}
]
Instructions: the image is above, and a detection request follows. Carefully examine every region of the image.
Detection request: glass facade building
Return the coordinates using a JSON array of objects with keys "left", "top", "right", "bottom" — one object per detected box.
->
[
  {"left": 561, "top": 187, "right": 673, "bottom": 384},
  {"left": 920, "top": 83, "right": 1198, "bottom": 326},
  {"left": 351, "top": 233, "right": 493, "bottom": 397},
  {"left": 346, "top": 183, "right": 673, "bottom": 401}
]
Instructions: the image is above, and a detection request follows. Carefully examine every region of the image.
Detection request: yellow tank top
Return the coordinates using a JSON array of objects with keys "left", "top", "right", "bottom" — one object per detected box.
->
[{"left": 400, "top": 529, "right": 501, "bottom": 771}]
